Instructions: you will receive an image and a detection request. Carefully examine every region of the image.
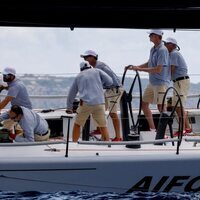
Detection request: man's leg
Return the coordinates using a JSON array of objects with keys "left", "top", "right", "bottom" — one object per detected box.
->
[
  {"left": 92, "top": 104, "right": 110, "bottom": 141},
  {"left": 173, "top": 79, "right": 191, "bottom": 133},
  {"left": 106, "top": 88, "right": 124, "bottom": 140},
  {"left": 184, "top": 111, "right": 191, "bottom": 130},
  {"left": 99, "top": 127, "right": 110, "bottom": 141},
  {"left": 176, "top": 107, "right": 191, "bottom": 131},
  {"left": 142, "top": 84, "right": 156, "bottom": 130},
  {"left": 72, "top": 123, "right": 81, "bottom": 142},
  {"left": 142, "top": 101, "right": 155, "bottom": 130},
  {"left": 110, "top": 112, "right": 121, "bottom": 139},
  {"left": 73, "top": 103, "right": 91, "bottom": 142}
]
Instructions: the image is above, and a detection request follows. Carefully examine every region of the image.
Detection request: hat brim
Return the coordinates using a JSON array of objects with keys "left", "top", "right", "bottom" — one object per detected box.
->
[
  {"left": 80, "top": 55, "right": 87, "bottom": 58},
  {"left": 148, "top": 32, "right": 162, "bottom": 36},
  {"left": 163, "top": 41, "right": 180, "bottom": 51},
  {"left": 2, "top": 71, "right": 15, "bottom": 75},
  {"left": 2, "top": 71, "right": 9, "bottom": 75},
  {"left": 147, "top": 31, "right": 163, "bottom": 36},
  {"left": 3, "top": 73, "right": 15, "bottom": 75},
  {"left": 80, "top": 54, "right": 97, "bottom": 58}
]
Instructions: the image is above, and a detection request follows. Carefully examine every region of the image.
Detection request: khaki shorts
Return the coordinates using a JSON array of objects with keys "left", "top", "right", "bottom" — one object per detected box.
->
[
  {"left": 172, "top": 78, "right": 190, "bottom": 107},
  {"left": 143, "top": 84, "right": 167, "bottom": 105},
  {"left": 75, "top": 103, "right": 107, "bottom": 127},
  {"left": 105, "top": 87, "right": 124, "bottom": 113},
  {"left": 34, "top": 129, "right": 50, "bottom": 142}
]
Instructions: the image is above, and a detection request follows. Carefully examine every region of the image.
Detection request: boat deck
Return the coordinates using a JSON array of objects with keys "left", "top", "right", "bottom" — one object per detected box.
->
[{"left": 0, "top": 136, "right": 199, "bottom": 159}]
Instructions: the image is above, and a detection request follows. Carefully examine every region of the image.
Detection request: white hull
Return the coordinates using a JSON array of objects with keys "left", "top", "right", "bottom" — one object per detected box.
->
[{"left": 0, "top": 139, "right": 199, "bottom": 193}]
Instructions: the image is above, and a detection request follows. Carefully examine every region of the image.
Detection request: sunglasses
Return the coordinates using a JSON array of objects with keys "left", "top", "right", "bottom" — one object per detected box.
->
[
  {"left": 10, "top": 114, "right": 18, "bottom": 120},
  {"left": 83, "top": 56, "right": 91, "bottom": 60},
  {"left": 3, "top": 74, "right": 11, "bottom": 77}
]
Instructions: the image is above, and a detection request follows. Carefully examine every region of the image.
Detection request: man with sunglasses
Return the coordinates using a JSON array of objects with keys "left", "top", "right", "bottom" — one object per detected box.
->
[
  {"left": 125, "top": 29, "right": 170, "bottom": 133},
  {"left": 0, "top": 67, "right": 32, "bottom": 134},
  {"left": 164, "top": 37, "right": 192, "bottom": 136},
  {"left": 0, "top": 67, "right": 32, "bottom": 110},
  {"left": 0, "top": 105, "right": 50, "bottom": 142}
]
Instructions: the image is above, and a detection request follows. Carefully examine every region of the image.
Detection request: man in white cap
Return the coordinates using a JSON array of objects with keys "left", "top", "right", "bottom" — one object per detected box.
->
[
  {"left": 0, "top": 67, "right": 32, "bottom": 110},
  {"left": 0, "top": 67, "right": 32, "bottom": 134},
  {"left": 66, "top": 61, "right": 113, "bottom": 142},
  {"left": 125, "top": 29, "right": 170, "bottom": 132},
  {"left": 81, "top": 50, "right": 124, "bottom": 141},
  {"left": 164, "top": 37, "right": 192, "bottom": 136}
]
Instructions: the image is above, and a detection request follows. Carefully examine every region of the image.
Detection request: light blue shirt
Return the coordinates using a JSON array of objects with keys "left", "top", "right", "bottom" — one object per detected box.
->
[
  {"left": 148, "top": 43, "right": 170, "bottom": 86},
  {"left": 0, "top": 106, "right": 48, "bottom": 142},
  {"left": 67, "top": 68, "right": 113, "bottom": 109},
  {"left": 95, "top": 61, "right": 121, "bottom": 88},
  {"left": 7, "top": 78, "right": 32, "bottom": 109},
  {"left": 169, "top": 49, "right": 188, "bottom": 80}
]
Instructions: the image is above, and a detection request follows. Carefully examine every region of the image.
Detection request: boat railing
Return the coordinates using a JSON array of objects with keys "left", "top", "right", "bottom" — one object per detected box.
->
[
  {"left": 0, "top": 140, "right": 65, "bottom": 146},
  {"left": 78, "top": 138, "right": 179, "bottom": 146},
  {"left": 0, "top": 93, "right": 199, "bottom": 109},
  {"left": 78, "top": 137, "right": 200, "bottom": 154},
  {"left": 0, "top": 94, "right": 67, "bottom": 99},
  {"left": 185, "top": 138, "right": 200, "bottom": 143},
  {"left": 78, "top": 138, "right": 183, "bottom": 154},
  {"left": 0, "top": 93, "right": 198, "bottom": 99},
  {"left": 185, "top": 138, "right": 200, "bottom": 147}
]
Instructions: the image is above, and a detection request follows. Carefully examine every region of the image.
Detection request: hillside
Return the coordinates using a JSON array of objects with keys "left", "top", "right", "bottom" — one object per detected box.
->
[{"left": 1, "top": 74, "right": 199, "bottom": 109}]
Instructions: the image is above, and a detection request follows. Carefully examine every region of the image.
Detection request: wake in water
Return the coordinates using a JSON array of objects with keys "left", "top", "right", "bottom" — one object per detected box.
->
[{"left": 0, "top": 191, "right": 199, "bottom": 200}]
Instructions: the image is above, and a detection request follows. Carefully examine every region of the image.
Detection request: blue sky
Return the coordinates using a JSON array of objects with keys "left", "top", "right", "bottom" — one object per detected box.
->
[{"left": 0, "top": 27, "right": 200, "bottom": 83}]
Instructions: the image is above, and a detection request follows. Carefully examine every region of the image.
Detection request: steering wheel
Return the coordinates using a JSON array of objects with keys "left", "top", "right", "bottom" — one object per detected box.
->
[
  {"left": 157, "top": 86, "right": 184, "bottom": 154},
  {"left": 197, "top": 96, "right": 200, "bottom": 109},
  {"left": 121, "top": 67, "right": 142, "bottom": 131}
]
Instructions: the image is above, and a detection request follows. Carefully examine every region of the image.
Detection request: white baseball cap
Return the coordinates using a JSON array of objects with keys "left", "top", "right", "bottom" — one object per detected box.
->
[
  {"left": 164, "top": 37, "right": 180, "bottom": 50},
  {"left": 147, "top": 29, "right": 164, "bottom": 36},
  {"left": 2, "top": 67, "right": 16, "bottom": 75},
  {"left": 80, "top": 61, "right": 91, "bottom": 70},
  {"left": 80, "top": 50, "right": 98, "bottom": 58},
  {"left": 164, "top": 37, "right": 177, "bottom": 45}
]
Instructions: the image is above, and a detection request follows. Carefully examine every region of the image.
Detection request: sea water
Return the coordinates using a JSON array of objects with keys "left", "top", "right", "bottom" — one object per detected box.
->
[{"left": 0, "top": 191, "right": 199, "bottom": 200}]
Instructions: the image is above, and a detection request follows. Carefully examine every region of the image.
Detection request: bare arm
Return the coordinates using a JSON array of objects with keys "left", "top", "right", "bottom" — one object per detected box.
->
[
  {"left": 124, "top": 62, "right": 148, "bottom": 71},
  {"left": 137, "top": 62, "right": 149, "bottom": 69},
  {"left": 0, "top": 96, "right": 13, "bottom": 110},
  {"left": 137, "top": 64, "right": 163, "bottom": 73},
  {"left": 128, "top": 64, "right": 162, "bottom": 74}
]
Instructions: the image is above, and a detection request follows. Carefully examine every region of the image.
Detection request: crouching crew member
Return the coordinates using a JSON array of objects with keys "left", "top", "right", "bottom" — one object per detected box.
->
[{"left": 0, "top": 105, "right": 50, "bottom": 142}]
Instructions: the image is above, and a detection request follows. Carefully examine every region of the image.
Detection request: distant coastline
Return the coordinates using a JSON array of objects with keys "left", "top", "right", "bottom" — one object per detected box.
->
[{"left": 1, "top": 74, "right": 198, "bottom": 109}]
